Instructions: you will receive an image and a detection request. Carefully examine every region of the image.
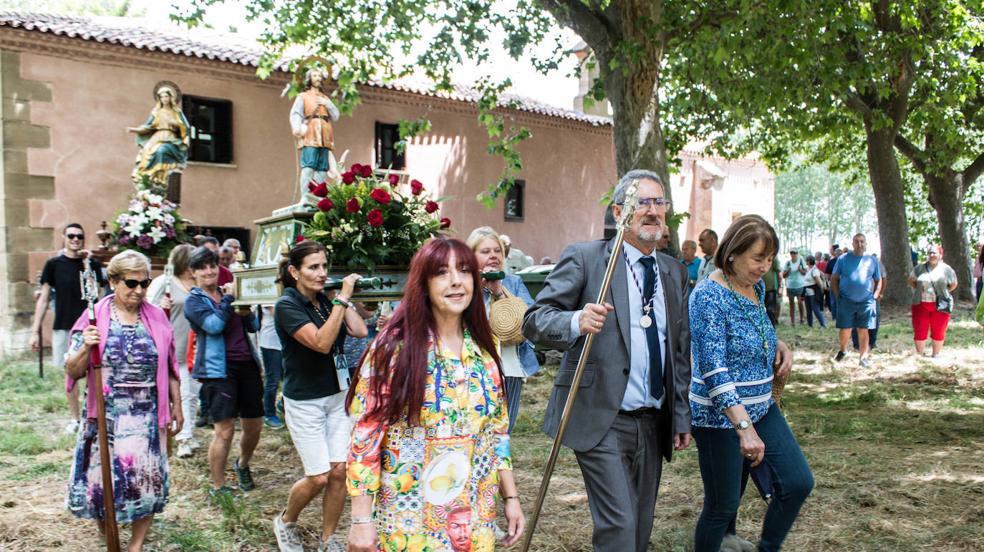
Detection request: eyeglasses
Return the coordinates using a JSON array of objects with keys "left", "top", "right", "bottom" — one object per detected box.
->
[
  {"left": 635, "top": 197, "right": 671, "bottom": 210},
  {"left": 121, "top": 278, "right": 152, "bottom": 289},
  {"left": 66, "top": 233, "right": 84, "bottom": 240}
]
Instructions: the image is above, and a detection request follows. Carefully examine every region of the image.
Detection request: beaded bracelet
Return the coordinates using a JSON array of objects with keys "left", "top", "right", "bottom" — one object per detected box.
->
[{"left": 350, "top": 516, "right": 374, "bottom": 525}]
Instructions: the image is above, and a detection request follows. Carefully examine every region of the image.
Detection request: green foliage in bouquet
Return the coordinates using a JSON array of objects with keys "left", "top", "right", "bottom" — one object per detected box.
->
[{"left": 302, "top": 163, "right": 450, "bottom": 271}]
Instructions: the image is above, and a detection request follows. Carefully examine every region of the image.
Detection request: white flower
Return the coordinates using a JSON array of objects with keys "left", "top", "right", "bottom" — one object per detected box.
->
[
  {"left": 163, "top": 214, "right": 175, "bottom": 225},
  {"left": 146, "top": 206, "right": 163, "bottom": 221},
  {"left": 124, "top": 213, "right": 147, "bottom": 235},
  {"left": 147, "top": 193, "right": 164, "bottom": 206},
  {"left": 129, "top": 200, "right": 144, "bottom": 213},
  {"left": 147, "top": 225, "right": 166, "bottom": 244}
]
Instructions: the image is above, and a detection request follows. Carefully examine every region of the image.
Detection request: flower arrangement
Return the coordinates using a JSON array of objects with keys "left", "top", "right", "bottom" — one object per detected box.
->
[
  {"left": 302, "top": 163, "right": 449, "bottom": 270},
  {"left": 112, "top": 189, "right": 187, "bottom": 258}
]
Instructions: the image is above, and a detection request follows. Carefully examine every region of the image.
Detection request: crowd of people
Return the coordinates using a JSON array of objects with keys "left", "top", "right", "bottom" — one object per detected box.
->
[{"left": 27, "top": 184, "right": 984, "bottom": 551}]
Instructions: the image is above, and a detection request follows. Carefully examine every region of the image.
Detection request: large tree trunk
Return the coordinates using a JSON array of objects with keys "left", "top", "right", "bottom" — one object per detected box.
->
[
  {"left": 539, "top": 0, "right": 679, "bottom": 248},
  {"left": 925, "top": 172, "right": 974, "bottom": 300},
  {"left": 865, "top": 128, "right": 913, "bottom": 305}
]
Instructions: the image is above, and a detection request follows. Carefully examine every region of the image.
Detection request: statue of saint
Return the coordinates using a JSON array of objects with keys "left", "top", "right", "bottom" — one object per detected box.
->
[
  {"left": 128, "top": 81, "right": 190, "bottom": 186},
  {"left": 289, "top": 68, "right": 340, "bottom": 207}
]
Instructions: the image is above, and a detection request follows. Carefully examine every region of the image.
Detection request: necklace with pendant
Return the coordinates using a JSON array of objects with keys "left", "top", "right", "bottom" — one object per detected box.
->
[
  {"left": 111, "top": 299, "right": 140, "bottom": 364},
  {"left": 622, "top": 250, "right": 659, "bottom": 328},
  {"left": 722, "top": 274, "right": 770, "bottom": 356}
]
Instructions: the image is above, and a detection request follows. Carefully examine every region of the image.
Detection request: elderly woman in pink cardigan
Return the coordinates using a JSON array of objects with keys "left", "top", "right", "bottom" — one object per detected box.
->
[{"left": 65, "top": 250, "right": 181, "bottom": 552}]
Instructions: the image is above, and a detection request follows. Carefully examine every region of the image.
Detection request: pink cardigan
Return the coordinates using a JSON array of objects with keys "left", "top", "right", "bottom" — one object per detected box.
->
[{"left": 66, "top": 295, "right": 180, "bottom": 428}]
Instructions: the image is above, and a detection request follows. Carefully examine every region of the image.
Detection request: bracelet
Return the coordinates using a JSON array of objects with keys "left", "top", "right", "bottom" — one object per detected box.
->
[
  {"left": 350, "top": 516, "right": 374, "bottom": 525},
  {"left": 503, "top": 495, "right": 519, "bottom": 501},
  {"left": 332, "top": 297, "right": 353, "bottom": 309}
]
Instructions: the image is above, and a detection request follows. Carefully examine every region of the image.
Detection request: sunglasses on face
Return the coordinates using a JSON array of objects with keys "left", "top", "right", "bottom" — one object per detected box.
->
[
  {"left": 121, "top": 278, "right": 152, "bottom": 289},
  {"left": 66, "top": 233, "right": 84, "bottom": 240}
]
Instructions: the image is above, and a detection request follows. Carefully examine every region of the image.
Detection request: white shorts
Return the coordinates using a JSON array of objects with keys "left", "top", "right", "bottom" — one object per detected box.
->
[
  {"left": 52, "top": 329, "right": 69, "bottom": 368},
  {"left": 284, "top": 392, "right": 353, "bottom": 476}
]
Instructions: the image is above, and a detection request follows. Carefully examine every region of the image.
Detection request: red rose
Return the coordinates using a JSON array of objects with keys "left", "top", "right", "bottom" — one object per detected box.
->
[
  {"left": 349, "top": 163, "right": 363, "bottom": 174},
  {"left": 346, "top": 197, "right": 361, "bottom": 213},
  {"left": 294, "top": 234, "right": 305, "bottom": 243},
  {"left": 341, "top": 171, "right": 355, "bottom": 185},
  {"left": 440, "top": 217, "right": 452, "bottom": 229},
  {"left": 425, "top": 200, "right": 439, "bottom": 213},
  {"left": 388, "top": 174, "right": 399, "bottom": 186},
  {"left": 360, "top": 164, "right": 373, "bottom": 178},
  {"left": 311, "top": 182, "right": 328, "bottom": 198},
  {"left": 367, "top": 208, "right": 384, "bottom": 227},
  {"left": 370, "top": 188, "right": 392, "bottom": 204},
  {"left": 317, "top": 198, "right": 334, "bottom": 211},
  {"left": 307, "top": 180, "right": 318, "bottom": 193},
  {"left": 410, "top": 179, "right": 424, "bottom": 195}
]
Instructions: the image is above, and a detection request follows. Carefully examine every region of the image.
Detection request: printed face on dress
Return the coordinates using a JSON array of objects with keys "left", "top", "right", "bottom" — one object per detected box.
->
[
  {"left": 474, "top": 236, "right": 504, "bottom": 272},
  {"left": 192, "top": 262, "right": 219, "bottom": 290},
  {"left": 852, "top": 234, "right": 866, "bottom": 255},
  {"left": 447, "top": 508, "right": 472, "bottom": 552},
  {"left": 427, "top": 251, "right": 474, "bottom": 320},
  {"left": 732, "top": 240, "right": 774, "bottom": 289},
  {"left": 112, "top": 270, "right": 149, "bottom": 311},
  {"left": 289, "top": 251, "right": 328, "bottom": 296},
  {"left": 612, "top": 178, "right": 666, "bottom": 252}
]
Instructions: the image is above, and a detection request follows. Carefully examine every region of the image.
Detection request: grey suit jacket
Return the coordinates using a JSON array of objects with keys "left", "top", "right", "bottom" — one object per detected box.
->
[{"left": 522, "top": 239, "right": 692, "bottom": 457}]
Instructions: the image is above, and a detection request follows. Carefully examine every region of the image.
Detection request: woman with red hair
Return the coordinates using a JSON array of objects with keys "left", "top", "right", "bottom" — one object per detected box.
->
[
  {"left": 908, "top": 245, "right": 958, "bottom": 359},
  {"left": 345, "top": 238, "right": 525, "bottom": 552}
]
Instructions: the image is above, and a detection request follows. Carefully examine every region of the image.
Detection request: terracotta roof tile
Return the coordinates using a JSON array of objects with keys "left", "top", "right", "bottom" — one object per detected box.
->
[{"left": 0, "top": 11, "right": 612, "bottom": 127}]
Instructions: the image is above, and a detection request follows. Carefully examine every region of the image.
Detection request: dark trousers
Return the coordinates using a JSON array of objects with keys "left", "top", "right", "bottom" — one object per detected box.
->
[
  {"left": 692, "top": 405, "right": 813, "bottom": 552},
  {"left": 574, "top": 409, "right": 664, "bottom": 552},
  {"left": 976, "top": 277, "right": 982, "bottom": 300},
  {"left": 805, "top": 293, "right": 827, "bottom": 327},
  {"left": 764, "top": 290, "right": 780, "bottom": 327},
  {"left": 260, "top": 347, "right": 283, "bottom": 418},
  {"left": 504, "top": 376, "right": 523, "bottom": 434}
]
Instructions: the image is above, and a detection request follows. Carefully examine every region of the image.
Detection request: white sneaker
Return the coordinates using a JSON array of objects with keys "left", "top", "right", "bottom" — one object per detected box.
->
[
  {"left": 188, "top": 438, "right": 202, "bottom": 450},
  {"left": 176, "top": 443, "right": 193, "bottom": 458},
  {"left": 318, "top": 534, "right": 346, "bottom": 552},
  {"left": 273, "top": 510, "right": 304, "bottom": 552},
  {"left": 64, "top": 420, "right": 80, "bottom": 435}
]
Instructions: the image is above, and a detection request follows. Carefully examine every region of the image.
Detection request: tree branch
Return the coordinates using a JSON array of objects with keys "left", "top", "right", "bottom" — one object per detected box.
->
[
  {"left": 962, "top": 150, "right": 984, "bottom": 187},
  {"left": 843, "top": 90, "right": 874, "bottom": 125},
  {"left": 894, "top": 134, "right": 927, "bottom": 174},
  {"left": 539, "top": 0, "right": 609, "bottom": 47}
]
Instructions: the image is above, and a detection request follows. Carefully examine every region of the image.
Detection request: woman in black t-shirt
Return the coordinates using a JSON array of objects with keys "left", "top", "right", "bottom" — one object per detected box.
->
[{"left": 272, "top": 239, "right": 368, "bottom": 551}]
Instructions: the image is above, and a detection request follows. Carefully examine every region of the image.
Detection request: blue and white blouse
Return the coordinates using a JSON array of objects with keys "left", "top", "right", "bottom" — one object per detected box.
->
[{"left": 689, "top": 278, "right": 777, "bottom": 429}]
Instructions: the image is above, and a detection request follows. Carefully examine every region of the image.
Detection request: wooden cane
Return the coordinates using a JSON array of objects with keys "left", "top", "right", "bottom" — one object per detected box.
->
[
  {"left": 38, "top": 326, "right": 44, "bottom": 379},
  {"left": 519, "top": 181, "right": 642, "bottom": 552},
  {"left": 81, "top": 262, "right": 121, "bottom": 552}
]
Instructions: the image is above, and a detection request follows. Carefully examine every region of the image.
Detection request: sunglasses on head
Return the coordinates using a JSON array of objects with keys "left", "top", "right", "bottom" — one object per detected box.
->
[
  {"left": 66, "top": 233, "right": 84, "bottom": 240},
  {"left": 121, "top": 278, "right": 152, "bottom": 289}
]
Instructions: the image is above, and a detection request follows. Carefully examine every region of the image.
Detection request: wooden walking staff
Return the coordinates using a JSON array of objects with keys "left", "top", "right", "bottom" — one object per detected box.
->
[
  {"left": 80, "top": 260, "right": 121, "bottom": 552},
  {"left": 518, "top": 180, "right": 642, "bottom": 552}
]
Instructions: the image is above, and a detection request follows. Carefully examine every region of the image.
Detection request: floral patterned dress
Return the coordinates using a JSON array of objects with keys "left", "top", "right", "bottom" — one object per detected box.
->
[
  {"left": 66, "top": 320, "right": 169, "bottom": 523},
  {"left": 347, "top": 331, "right": 512, "bottom": 552}
]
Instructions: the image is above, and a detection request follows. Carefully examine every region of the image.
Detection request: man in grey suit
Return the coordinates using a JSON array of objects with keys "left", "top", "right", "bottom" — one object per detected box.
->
[{"left": 523, "top": 170, "right": 692, "bottom": 552}]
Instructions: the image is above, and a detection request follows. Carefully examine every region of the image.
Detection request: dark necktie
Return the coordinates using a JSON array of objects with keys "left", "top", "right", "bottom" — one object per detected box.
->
[{"left": 639, "top": 256, "right": 664, "bottom": 401}]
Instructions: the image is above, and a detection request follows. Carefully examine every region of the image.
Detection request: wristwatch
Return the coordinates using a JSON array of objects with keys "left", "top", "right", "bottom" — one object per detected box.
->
[{"left": 734, "top": 419, "right": 751, "bottom": 431}]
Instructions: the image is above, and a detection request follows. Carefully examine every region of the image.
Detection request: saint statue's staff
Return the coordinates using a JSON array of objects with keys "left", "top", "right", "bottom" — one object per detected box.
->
[
  {"left": 80, "top": 257, "right": 121, "bottom": 552},
  {"left": 519, "top": 181, "right": 642, "bottom": 552}
]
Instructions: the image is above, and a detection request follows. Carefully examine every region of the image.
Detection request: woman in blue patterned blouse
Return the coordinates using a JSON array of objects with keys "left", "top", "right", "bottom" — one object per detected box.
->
[{"left": 689, "top": 215, "right": 813, "bottom": 552}]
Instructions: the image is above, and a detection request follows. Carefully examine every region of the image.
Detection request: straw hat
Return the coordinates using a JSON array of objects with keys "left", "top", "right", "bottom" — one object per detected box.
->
[{"left": 489, "top": 291, "right": 527, "bottom": 346}]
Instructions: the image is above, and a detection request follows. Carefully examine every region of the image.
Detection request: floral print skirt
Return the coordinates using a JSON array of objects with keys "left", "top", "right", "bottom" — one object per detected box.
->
[{"left": 66, "top": 383, "right": 169, "bottom": 523}]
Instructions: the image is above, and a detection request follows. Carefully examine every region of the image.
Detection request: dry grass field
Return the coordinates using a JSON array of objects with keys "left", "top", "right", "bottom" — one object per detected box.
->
[{"left": 1, "top": 304, "right": 982, "bottom": 551}]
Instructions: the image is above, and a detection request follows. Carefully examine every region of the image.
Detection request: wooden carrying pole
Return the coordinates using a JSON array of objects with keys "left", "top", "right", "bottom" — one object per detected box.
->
[
  {"left": 163, "top": 263, "right": 174, "bottom": 458},
  {"left": 81, "top": 261, "right": 121, "bottom": 552},
  {"left": 519, "top": 181, "right": 641, "bottom": 552}
]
